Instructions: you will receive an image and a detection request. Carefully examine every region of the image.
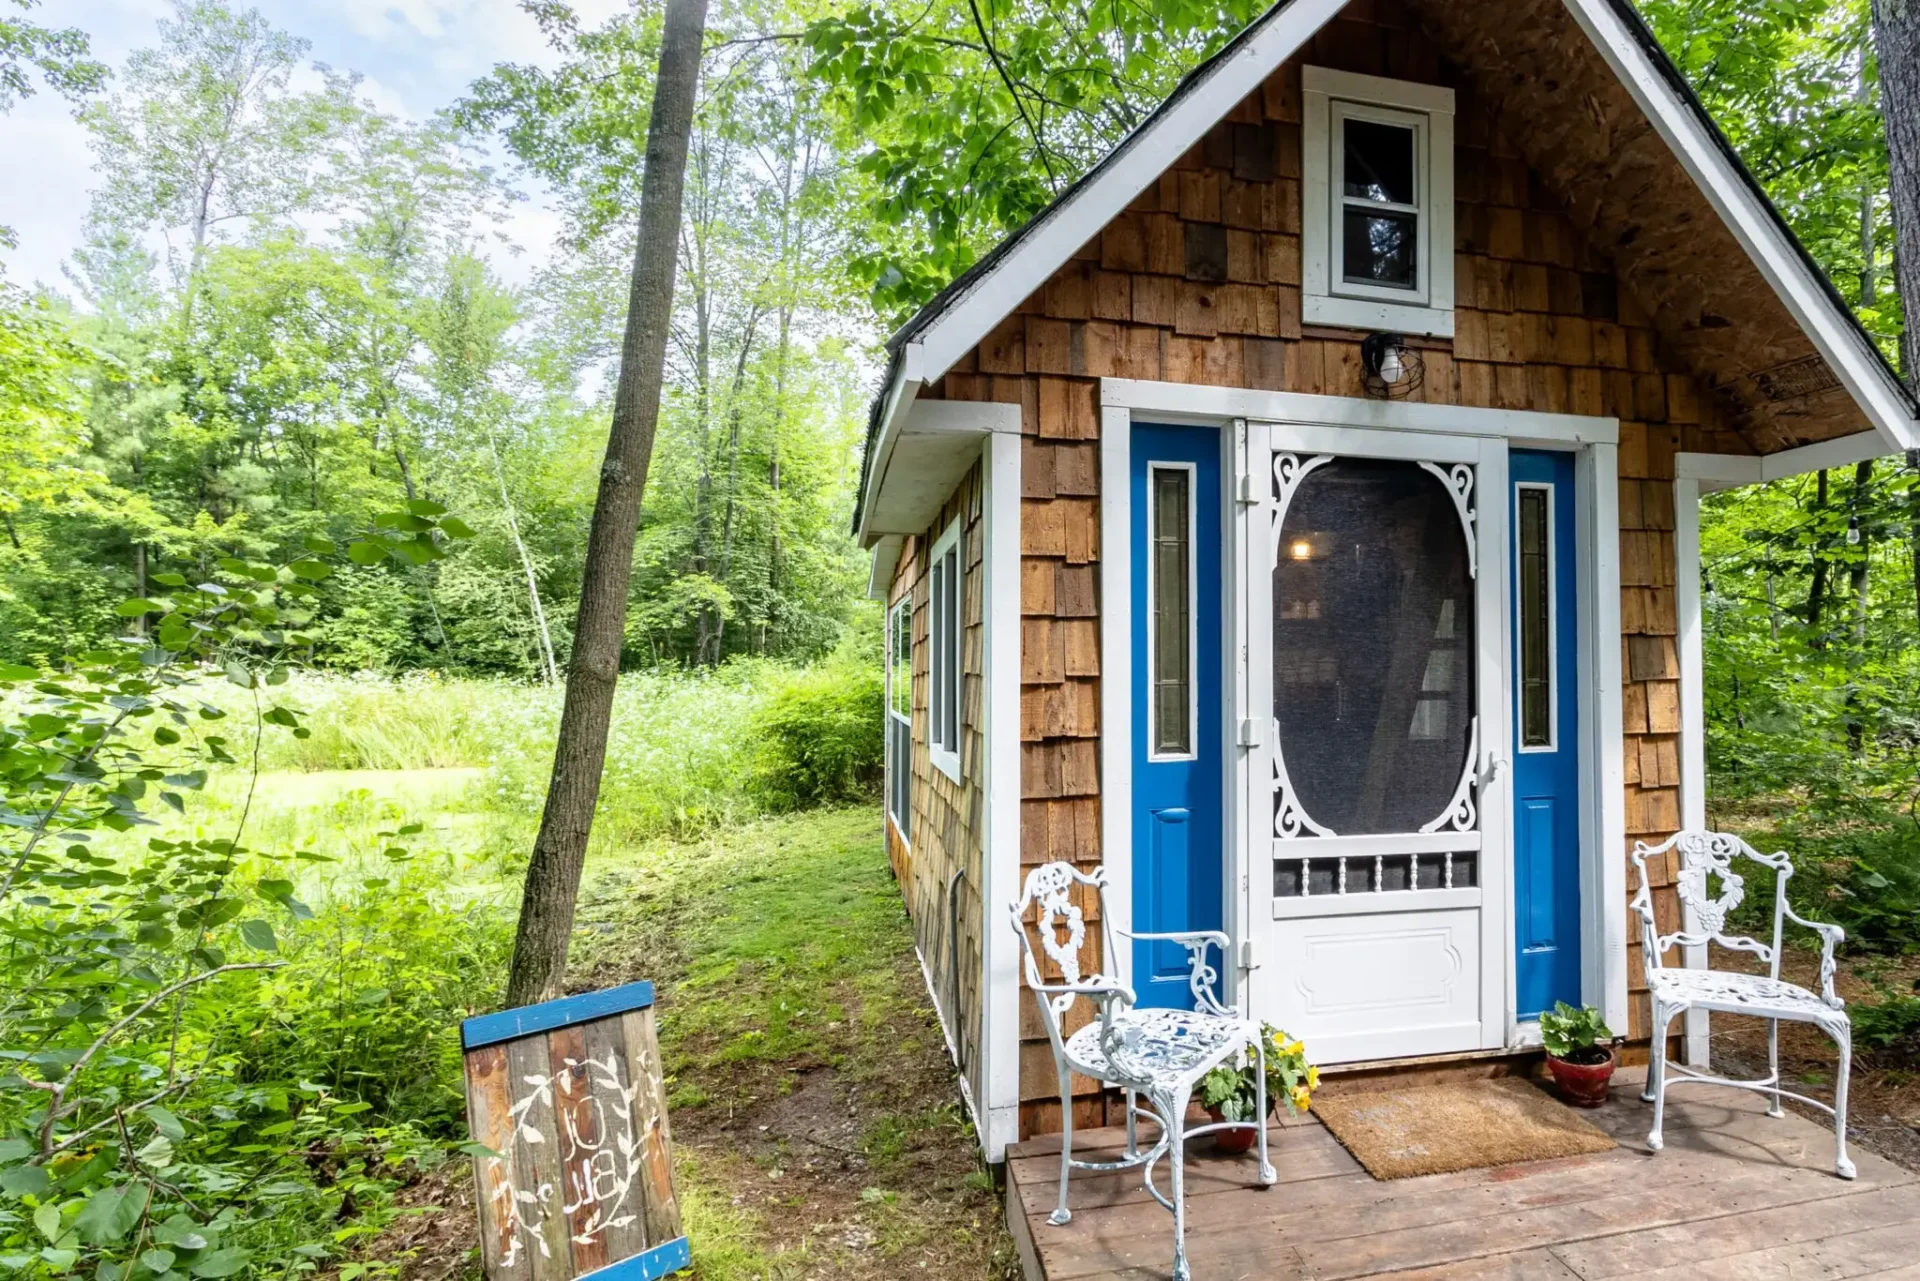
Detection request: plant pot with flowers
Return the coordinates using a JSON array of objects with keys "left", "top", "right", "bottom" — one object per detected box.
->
[
  {"left": 1541, "top": 1001, "right": 1617, "bottom": 1107},
  {"left": 1197, "top": 1024, "right": 1318, "bottom": 1154}
]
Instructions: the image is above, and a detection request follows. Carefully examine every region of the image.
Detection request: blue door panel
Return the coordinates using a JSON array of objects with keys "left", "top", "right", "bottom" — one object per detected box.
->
[
  {"left": 1131, "top": 425, "right": 1223, "bottom": 1009},
  {"left": 1511, "top": 449, "right": 1582, "bottom": 1020}
]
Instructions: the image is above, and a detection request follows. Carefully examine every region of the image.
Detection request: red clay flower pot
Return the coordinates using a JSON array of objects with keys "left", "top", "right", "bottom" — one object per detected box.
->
[
  {"left": 1546, "top": 1048, "right": 1616, "bottom": 1108},
  {"left": 1206, "top": 1105, "right": 1259, "bottom": 1154}
]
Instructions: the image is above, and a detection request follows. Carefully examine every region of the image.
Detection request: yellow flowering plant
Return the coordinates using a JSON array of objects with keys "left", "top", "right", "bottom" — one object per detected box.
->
[{"left": 1199, "top": 1023, "right": 1319, "bottom": 1121}]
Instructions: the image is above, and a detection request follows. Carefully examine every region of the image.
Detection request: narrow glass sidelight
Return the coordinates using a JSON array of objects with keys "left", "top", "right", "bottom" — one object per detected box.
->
[
  {"left": 1518, "top": 485, "right": 1552, "bottom": 749},
  {"left": 1149, "top": 465, "right": 1194, "bottom": 758}
]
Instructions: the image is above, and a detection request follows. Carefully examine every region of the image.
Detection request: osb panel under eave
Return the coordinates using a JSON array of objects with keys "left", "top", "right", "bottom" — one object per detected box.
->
[
  {"left": 1404, "top": 0, "right": 1873, "bottom": 453},
  {"left": 914, "top": 0, "right": 1723, "bottom": 1139},
  {"left": 886, "top": 465, "right": 989, "bottom": 1109}
]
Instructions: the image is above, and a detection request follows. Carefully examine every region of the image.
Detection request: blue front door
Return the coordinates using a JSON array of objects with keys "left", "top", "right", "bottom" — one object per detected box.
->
[
  {"left": 1131, "top": 426, "right": 1224, "bottom": 1009},
  {"left": 1511, "top": 450, "right": 1582, "bottom": 1019}
]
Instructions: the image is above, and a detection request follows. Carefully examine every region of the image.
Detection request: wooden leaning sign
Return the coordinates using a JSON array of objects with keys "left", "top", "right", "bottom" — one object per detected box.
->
[{"left": 461, "top": 982, "right": 687, "bottom": 1281}]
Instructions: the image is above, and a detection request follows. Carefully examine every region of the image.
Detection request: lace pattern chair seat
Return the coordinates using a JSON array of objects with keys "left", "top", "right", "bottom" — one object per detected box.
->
[
  {"left": 1010, "top": 862, "right": 1275, "bottom": 1281},
  {"left": 1065, "top": 1007, "right": 1253, "bottom": 1088},
  {"left": 1632, "top": 830, "right": 1855, "bottom": 1179}
]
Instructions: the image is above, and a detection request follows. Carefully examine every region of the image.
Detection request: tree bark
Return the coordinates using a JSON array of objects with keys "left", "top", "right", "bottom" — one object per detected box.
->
[
  {"left": 1875, "top": 0, "right": 1920, "bottom": 377},
  {"left": 503, "top": 0, "right": 709, "bottom": 1008},
  {"left": 1808, "top": 469, "right": 1831, "bottom": 643}
]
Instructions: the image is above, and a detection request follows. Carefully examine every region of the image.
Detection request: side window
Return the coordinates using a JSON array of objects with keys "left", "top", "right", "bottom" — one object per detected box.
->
[
  {"left": 929, "top": 517, "right": 963, "bottom": 781},
  {"left": 886, "top": 598, "right": 913, "bottom": 841},
  {"left": 1148, "top": 463, "right": 1196, "bottom": 759},
  {"left": 1302, "top": 66, "right": 1455, "bottom": 337}
]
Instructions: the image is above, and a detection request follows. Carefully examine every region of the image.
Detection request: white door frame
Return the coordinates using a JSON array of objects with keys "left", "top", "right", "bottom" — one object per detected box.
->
[{"left": 1099, "top": 380, "right": 1628, "bottom": 1048}]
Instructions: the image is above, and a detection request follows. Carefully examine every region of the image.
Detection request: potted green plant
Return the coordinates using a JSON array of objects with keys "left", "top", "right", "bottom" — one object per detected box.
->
[
  {"left": 1197, "top": 1024, "right": 1317, "bottom": 1153},
  {"left": 1540, "top": 1001, "right": 1617, "bottom": 1107}
]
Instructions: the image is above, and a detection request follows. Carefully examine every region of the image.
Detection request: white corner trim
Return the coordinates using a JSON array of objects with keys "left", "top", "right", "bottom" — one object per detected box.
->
[
  {"left": 1101, "top": 379, "right": 1618, "bottom": 444},
  {"left": 1585, "top": 442, "right": 1630, "bottom": 1037},
  {"left": 981, "top": 429, "right": 1023, "bottom": 1162},
  {"left": 1100, "top": 404, "right": 1134, "bottom": 996},
  {"left": 1560, "top": 0, "right": 1916, "bottom": 455},
  {"left": 908, "top": 0, "right": 1349, "bottom": 382},
  {"left": 1673, "top": 475, "right": 1711, "bottom": 1067}
]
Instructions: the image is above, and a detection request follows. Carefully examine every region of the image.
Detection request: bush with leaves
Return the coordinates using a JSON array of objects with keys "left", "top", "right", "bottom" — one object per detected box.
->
[
  {"left": 751, "top": 663, "right": 883, "bottom": 810},
  {"left": 0, "top": 499, "right": 474, "bottom": 1281}
]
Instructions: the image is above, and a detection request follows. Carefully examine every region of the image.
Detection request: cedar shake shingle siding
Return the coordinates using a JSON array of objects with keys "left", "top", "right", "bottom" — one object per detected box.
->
[{"left": 897, "top": 0, "right": 1743, "bottom": 1139}]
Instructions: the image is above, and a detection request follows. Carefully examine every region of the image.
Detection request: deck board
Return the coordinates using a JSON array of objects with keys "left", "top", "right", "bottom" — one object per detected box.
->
[{"left": 1005, "top": 1083, "right": 1919, "bottom": 1281}]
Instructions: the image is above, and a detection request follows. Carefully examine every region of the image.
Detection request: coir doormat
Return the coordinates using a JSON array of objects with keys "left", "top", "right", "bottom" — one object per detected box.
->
[{"left": 1312, "top": 1078, "right": 1615, "bottom": 1179}]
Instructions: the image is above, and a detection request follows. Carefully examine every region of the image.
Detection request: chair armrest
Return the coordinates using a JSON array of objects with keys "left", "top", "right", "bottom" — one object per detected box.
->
[
  {"left": 1029, "top": 975, "right": 1138, "bottom": 1008},
  {"left": 1116, "top": 928, "right": 1234, "bottom": 1016},
  {"left": 1782, "top": 905, "right": 1846, "bottom": 1007}
]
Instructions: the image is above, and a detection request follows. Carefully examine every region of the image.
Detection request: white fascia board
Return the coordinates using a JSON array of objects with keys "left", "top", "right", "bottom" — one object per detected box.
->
[
  {"left": 858, "top": 384, "right": 1023, "bottom": 548},
  {"left": 1561, "top": 0, "right": 1917, "bottom": 455},
  {"left": 866, "top": 535, "right": 904, "bottom": 602},
  {"left": 1677, "top": 431, "right": 1900, "bottom": 492},
  {"left": 1102, "top": 378, "right": 1618, "bottom": 444},
  {"left": 909, "top": 0, "right": 1350, "bottom": 383},
  {"left": 856, "top": 373, "right": 924, "bottom": 546}
]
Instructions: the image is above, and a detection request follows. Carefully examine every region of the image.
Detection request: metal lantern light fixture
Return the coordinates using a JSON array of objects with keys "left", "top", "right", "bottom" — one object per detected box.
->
[{"left": 1361, "top": 331, "right": 1424, "bottom": 399}]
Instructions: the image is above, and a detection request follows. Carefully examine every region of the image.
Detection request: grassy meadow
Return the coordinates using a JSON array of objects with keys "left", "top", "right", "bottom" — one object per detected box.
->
[{"left": 44, "top": 663, "right": 1002, "bottom": 1281}]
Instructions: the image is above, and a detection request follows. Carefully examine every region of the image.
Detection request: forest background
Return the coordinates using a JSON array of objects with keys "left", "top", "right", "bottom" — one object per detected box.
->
[{"left": 2, "top": 0, "right": 1920, "bottom": 1278}]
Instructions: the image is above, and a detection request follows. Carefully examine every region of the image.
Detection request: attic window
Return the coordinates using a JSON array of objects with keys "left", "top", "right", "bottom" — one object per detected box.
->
[{"left": 1303, "top": 67, "right": 1456, "bottom": 338}]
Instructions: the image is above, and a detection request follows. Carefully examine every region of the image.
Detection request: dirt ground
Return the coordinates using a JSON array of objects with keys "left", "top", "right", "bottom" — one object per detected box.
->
[{"left": 1708, "top": 944, "right": 1920, "bottom": 1173}]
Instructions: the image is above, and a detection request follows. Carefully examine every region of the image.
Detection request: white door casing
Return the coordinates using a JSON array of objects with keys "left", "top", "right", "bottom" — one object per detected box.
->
[{"left": 1242, "top": 421, "right": 1511, "bottom": 1063}]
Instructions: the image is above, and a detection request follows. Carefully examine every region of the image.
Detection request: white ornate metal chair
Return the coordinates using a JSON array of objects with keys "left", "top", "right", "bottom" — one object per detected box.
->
[
  {"left": 1009, "top": 861, "right": 1274, "bottom": 1281},
  {"left": 1631, "top": 829, "right": 1853, "bottom": 1178}
]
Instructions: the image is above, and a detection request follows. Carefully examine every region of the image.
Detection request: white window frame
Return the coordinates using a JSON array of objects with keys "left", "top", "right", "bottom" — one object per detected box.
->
[
  {"left": 928, "top": 516, "right": 964, "bottom": 782},
  {"left": 1514, "top": 480, "right": 1559, "bottom": 754},
  {"left": 885, "top": 597, "right": 913, "bottom": 842},
  {"left": 1146, "top": 461, "right": 1200, "bottom": 762},
  {"left": 1302, "top": 66, "right": 1456, "bottom": 338}
]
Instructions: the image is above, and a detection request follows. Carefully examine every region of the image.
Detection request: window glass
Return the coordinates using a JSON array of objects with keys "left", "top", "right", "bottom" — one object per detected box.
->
[
  {"left": 1272, "top": 459, "right": 1474, "bottom": 834},
  {"left": 888, "top": 602, "right": 912, "bottom": 721},
  {"left": 1150, "top": 467, "right": 1193, "bottom": 756},
  {"left": 1342, "top": 208, "right": 1417, "bottom": 288},
  {"left": 1343, "top": 118, "right": 1415, "bottom": 204},
  {"left": 1519, "top": 487, "right": 1552, "bottom": 748},
  {"left": 928, "top": 532, "right": 961, "bottom": 761}
]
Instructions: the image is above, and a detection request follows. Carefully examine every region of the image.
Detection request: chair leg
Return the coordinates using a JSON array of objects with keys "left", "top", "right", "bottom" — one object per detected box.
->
[
  {"left": 1050, "top": 1068, "right": 1074, "bottom": 1226},
  {"left": 1766, "top": 1018, "right": 1785, "bottom": 1118},
  {"left": 1164, "top": 1085, "right": 1194, "bottom": 1281},
  {"left": 1125, "top": 1087, "right": 1138, "bottom": 1160},
  {"left": 1252, "top": 1034, "right": 1276, "bottom": 1187},
  {"left": 1646, "top": 1001, "right": 1675, "bottom": 1153},
  {"left": 1833, "top": 1024, "right": 1856, "bottom": 1180}
]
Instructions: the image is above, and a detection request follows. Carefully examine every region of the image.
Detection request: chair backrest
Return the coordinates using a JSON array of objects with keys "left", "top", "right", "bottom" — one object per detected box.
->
[
  {"left": 1007, "top": 861, "right": 1124, "bottom": 1055},
  {"left": 1631, "top": 829, "right": 1793, "bottom": 980}
]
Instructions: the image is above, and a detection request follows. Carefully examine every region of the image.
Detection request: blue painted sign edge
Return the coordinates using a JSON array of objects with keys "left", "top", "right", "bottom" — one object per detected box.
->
[
  {"left": 460, "top": 980, "right": 657, "bottom": 1050},
  {"left": 573, "top": 1236, "right": 690, "bottom": 1281}
]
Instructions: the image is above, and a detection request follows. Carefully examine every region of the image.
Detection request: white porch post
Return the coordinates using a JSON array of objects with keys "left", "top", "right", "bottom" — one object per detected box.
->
[
  {"left": 982, "top": 427, "right": 1023, "bottom": 1161},
  {"left": 1672, "top": 472, "right": 1711, "bottom": 1068},
  {"left": 1099, "top": 403, "right": 1134, "bottom": 995}
]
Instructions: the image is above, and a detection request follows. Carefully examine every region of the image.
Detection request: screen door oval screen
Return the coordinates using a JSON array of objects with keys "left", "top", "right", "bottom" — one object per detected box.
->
[{"left": 1273, "top": 458, "right": 1474, "bottom": 834}]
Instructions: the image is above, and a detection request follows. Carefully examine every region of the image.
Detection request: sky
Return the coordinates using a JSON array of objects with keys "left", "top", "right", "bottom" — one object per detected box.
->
[{"left": 0, "top": 0, "right": 630, "bottom": 293}]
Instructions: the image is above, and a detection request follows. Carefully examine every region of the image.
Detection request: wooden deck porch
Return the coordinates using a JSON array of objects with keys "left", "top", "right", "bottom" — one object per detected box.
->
[{"left": 1004, "top": 1079, "right": 1920, "bottom": 1281}]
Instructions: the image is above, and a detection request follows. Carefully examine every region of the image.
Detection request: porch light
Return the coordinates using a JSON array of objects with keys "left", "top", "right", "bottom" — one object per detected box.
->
[
  {"left": 1360, "top": 331, "right": 1423, "bottom": 399},
  {"left": 1290, "top": 538, "right": 1313, "bottom": 561}
]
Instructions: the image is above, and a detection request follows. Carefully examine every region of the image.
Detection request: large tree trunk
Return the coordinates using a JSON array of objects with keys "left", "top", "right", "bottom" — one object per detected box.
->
[
  {"left": 1808, "top": 469, "right": 1831, "bottom": 643},
  {"left": 1874, "top": 0, "right": 1920, "bottom": 379},
  {"left": 504, "top": 0, "right": 709, "bottom": 1008}
]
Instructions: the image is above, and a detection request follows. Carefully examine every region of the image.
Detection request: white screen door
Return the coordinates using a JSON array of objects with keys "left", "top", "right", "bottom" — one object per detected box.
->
[{"left": 1242, "top": 422, "right": 1509, "bottom": 1063}]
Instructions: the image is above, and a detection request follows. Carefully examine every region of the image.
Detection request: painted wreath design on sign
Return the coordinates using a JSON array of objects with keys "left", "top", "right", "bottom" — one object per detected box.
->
[{"left": 484, "top": 1047, "right": 644, "bottom": 1267}]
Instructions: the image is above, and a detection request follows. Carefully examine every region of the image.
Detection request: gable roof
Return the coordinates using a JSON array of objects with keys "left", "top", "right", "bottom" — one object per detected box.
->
[{"left": 854, "top": 0, "right": 1917, "bottom": 536}]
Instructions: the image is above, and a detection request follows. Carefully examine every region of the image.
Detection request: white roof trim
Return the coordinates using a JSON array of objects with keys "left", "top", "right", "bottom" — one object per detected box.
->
[
  {"left": 1559, "top": 0, "right": 1915, "bottom": 454},
  {"left": 906, "top": 0, "right": 1350, "bottom": 384},
  {"left": 1677, "top": 428, "right": 1897, "bottom": 491}
]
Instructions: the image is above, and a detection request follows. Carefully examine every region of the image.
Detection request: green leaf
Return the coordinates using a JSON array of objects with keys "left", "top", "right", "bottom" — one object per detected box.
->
[
  {"left": 187, "top": 1250, "right": 249, "bottom": 1278},
  {"left": 1, "top": 1165, "right": 52, "bottom": 1197},
  {"left": 288, "top": 559, "right": 332, "bottom": 582},
  {"left": 116, "top": 599, "right": 163, "bottom": 617},
  {"left": 140, "top": 1251, "right": 175, "bottom": 1275},
  {"left": 74, "top": 1185, "right": 148, "bottom": 1245},
  {"left": 346, "top": 540, "right": 385, "bottom": 566},
  {"left": 303, "top": 535, "right": 337, "bottom": 555},
  {"left": 438, "top": 517, "right": 476, "bottom": 539},
  {"left": 153, "top": 726, "right": 180, "bottom": 745},
  {"left": 143, "top": 1106, "right": 185, "bottom": 1141},
  {"left": 238, "top": 920, "right": 278, "bottom": 952},
  {"left": 0, "top": 1139, "right": 30, "bottom": 1162},
  {"left": 151, "top": 1221, "right": 205, "bottom": 1250},
  {"left": 404, "top": 499, "right": 448, "bottom": 518},
  {"left": 0, "top": 663, "right": 38, "bottom": 681},
  {"left": 33, "top": 1203, "right": 62, "bottom": 1244}
]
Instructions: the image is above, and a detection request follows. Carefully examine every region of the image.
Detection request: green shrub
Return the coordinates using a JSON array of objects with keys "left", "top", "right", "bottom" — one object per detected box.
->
[
  {"left": 1853, "top": 993, "right": 1920, "bottom": 1068},
  {"left": 752, "top": 664, "right": 884, "bottom": 809}
]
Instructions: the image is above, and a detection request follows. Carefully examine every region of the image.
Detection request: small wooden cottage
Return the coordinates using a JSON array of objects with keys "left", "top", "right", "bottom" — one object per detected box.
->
[{"left": 853, "top": 0, "right": 1918, "bottom": 1162}]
